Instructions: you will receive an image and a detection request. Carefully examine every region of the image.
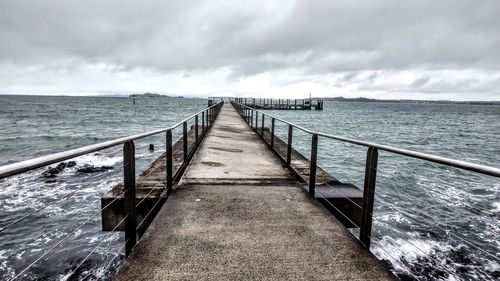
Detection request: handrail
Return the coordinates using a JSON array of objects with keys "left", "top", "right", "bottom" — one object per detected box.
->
[
  {"left": 234, "top": 102, "right": 500, "bottom": 178},
  {"left": 0, "top": 100, "right": 224, "bottom": 278},
  {"left": 233, "top": 99, "right": 500, "bottom": 258},
  {"left": 0, "top": 101, "right": 224, "bottom": 179}
]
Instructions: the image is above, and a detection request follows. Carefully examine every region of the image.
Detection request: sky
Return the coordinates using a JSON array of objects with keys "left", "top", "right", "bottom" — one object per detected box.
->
[{"left": 1, "top": 0, "right": 500, "bottom": 100}]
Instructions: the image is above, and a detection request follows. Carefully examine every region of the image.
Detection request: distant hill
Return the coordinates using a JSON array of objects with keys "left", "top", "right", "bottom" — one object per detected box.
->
[
  {"left": 129, "top": 93, "right": 169, "bottom": 98},
  {"left": 321, "top": 97, "right": 500, "bottom": 105}
]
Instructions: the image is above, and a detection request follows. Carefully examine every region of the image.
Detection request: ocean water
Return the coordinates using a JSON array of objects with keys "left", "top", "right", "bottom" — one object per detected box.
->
[
  {"left": 0, "top": 96, "right": 499, "bottom": 280},
  {"left": 0, "top": 95, "right": 207, "bottom": 280},
  {"left": 265, "top": 101, "right": 500, "bottom": 280}
]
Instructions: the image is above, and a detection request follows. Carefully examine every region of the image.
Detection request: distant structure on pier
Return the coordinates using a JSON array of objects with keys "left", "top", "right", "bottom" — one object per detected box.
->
[{"left": 209, "top": 97, "right": 324, "bottom": 110}]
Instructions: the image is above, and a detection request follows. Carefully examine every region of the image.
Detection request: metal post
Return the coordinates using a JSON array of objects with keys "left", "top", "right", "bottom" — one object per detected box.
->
[
  {"left": 183, "top": 121, "right": 188, "bottom": 162},
  {"left": 195, "top": 115, "right": 199, "bottom": 143},
  {"left": 251, "top": 110, "right": 254, "bottom": 128},
  {"left": 271, "top": 118, "right": 275, "bottom": 147},
  {"left": 166, "top": 130, "right": 173, "bottom": 195},
  {"left": 360, "top": 147, "right": 378, "bottom": 249},
  {"left": 206, "top": 108, "right": 209, "bottom": 127},
  {"left": 202, "top": 111, "right": 205, "bottom": 131},
  {"left": 270, "top": 99, "right": 272, "bottom": 108},
  {"left": 295, "top": 99, "right": 297, "bottom": 109},
  {"left": 256, "top": 113, "right": 259, "bottom": 135},
  {"left": 261, "top": 114, "right": 265, "bottom": 137},
  {"left": 309, "top": 134, "right": 318, "bottom": 196},
  {"left": 287, "top": 125, "right": 293, "bottom": 165},
  {"left": 123, "top": 141, "right": 136, "bottom": 257}
]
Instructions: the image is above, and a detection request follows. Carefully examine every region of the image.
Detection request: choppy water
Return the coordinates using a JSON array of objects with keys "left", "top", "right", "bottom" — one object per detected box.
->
[
  {"left": 266, "top": 101, "right": 500, "bottom": 280},
  {"left": 0, "top": 96, "right": 499, "bottom": 280},
  {"left": 0, "top": 95, "right": 207, "bottom": 280}
]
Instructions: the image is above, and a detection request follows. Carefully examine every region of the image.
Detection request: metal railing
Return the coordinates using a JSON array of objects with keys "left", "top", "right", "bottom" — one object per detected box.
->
[
  {"left": 0, "top": 101, "right": 224, "bottom": 279},
  {"left": 230, "top": 97, "right": 324, "bottom": 110},
  {"left": 231, "top": 101, "right": 500, "bottom": 255}
]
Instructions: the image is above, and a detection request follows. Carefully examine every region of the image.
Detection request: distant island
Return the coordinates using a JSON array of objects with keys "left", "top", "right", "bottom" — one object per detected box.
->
[
  {"left": 320, "top": 97, "right": 500, "bottom": 105},
  {"left": 129, "top": 93, "right": 169, "bottom": 98}
]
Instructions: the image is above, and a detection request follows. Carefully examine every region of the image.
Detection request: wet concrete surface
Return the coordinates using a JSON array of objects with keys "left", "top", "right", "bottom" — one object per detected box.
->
[{"left": 114, "top": 104, "right": 394, "bottom": 281}]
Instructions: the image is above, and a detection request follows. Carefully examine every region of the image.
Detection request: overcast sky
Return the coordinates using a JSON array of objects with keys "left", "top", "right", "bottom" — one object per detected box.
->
[{"left": 1, "top": 0, "right": 499, "bottom": 100}]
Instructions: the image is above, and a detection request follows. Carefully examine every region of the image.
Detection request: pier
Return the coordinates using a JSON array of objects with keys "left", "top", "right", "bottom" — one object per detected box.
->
[
  {"left": 210, "top": 97, "right": 324, "bottom": 110},
  {"left": 113, "top": 103, "right": 392, "bottom": 280},
  {"left": 1, "top": 100, "right": 499, "bottom": 280}
]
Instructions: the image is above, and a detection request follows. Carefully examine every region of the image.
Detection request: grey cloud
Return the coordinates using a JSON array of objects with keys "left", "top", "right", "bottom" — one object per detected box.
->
[
  {"left": 2, "top": 0, "right": 500, "bottom": 73},
  {"left": 411, "top": 76, "right": 430, "bottom": 89},
  {"left": 358, "top": 72, "right": 500, "bottom": 96},
  {"left": 0, "top": 0, "right": 500, "bottom": 98}
]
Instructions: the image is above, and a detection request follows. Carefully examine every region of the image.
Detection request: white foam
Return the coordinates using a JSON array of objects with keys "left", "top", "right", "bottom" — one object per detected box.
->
[
  {"left": 484, "top": 260, "right": 500, "bottom": 273},
  {"left": 492, "top": 202, "right": 500, "bottom": 213},
  {"left": 377, "top": 212, "right": 410, "bottom": 224},
  {"left": 73, "top": 153, "right": 122, "bottom": 168},
  {"left": 372, "top": 236, "right": 451, "bottom": 269}
]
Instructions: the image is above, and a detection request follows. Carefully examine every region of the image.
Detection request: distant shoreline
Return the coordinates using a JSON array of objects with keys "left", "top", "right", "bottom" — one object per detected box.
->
[
  {"left": 129, "top": 93, "right": 170, "bottom": 98},
  {"left": 320, "top": 97, "right": 500, "bottom": 105},
  {"left": 0, "top": 94, "right": 499, "bottom": 105}
]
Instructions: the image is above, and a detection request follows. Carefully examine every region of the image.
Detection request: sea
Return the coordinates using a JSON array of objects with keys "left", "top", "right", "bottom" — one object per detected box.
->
[{"left": 0, "top": 95, "right": 499, "bottom": 280}]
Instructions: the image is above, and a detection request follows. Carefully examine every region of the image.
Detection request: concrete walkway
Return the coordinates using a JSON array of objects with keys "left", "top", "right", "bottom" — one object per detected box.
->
[{"left": 115, "top": 104, "right": 394, "bottom": 280}]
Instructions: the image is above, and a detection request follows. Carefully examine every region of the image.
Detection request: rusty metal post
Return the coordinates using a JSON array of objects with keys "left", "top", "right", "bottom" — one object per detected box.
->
[
  {"left": 195, "top": 115, "right": 199, "bottom": 143},
  {"left": 123, "top": 141, "right": 137, "bottom": 257},
  {"left": 261, "top": 114, "right": 265, "bottom": 137},
  {"left": 183, "top": 121, "right": 188, "bottom": 162},
  {"left": 287, "top": 125, "right": 293, "bottom": 165},
  {"left": 360, "top": 147, "right": 378, "bottom": 249},
  {"left": 166, "top": 130, "right": 173, "bottom": 196},
  {"left": 271, "top": 118, "right": 275, "bottom": 148},
  {"left": 309, "top": 134, "right": 318, "bottom": 196}
]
